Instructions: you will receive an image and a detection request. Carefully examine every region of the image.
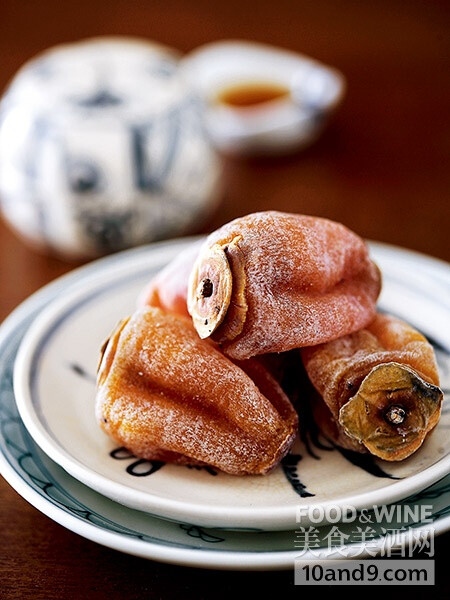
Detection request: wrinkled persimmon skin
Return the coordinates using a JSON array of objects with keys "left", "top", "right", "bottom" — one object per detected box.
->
[
  {"left": 188, "top": 211, "right": 381, "bottom": 360},
  {"left": 301, "top": 314, "right": 443, "bottom": 460},
  {"left": 138, "top": 241, "right": 202, "bottom": 318},
  {"left": 96, "top": 307, "right": 298, "bottom": 475}
]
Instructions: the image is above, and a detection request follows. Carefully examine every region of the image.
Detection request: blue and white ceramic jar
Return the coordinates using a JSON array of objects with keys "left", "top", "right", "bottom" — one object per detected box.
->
[{"left": 0, "top": 37, "right": 222, "bottom": 259}]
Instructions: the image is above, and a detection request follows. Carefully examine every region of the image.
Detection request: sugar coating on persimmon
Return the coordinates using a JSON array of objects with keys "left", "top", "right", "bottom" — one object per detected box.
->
[
  {"left": 188, "top": 211, "right": 381, "bottom": 359},
  {"left": 138, "top": 241, "right": 202, "bottom": 318},
  {"left": 96, "top": 307, "right": 298, "bottom": 475}
]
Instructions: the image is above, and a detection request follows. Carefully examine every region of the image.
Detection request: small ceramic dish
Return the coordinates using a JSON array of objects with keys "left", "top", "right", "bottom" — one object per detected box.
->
[
  {"left": 180, "top": 40, "right": 346, "bottom": 155},
  {"left": 12, "top": 238, "right": 450, "bottom": 531}
]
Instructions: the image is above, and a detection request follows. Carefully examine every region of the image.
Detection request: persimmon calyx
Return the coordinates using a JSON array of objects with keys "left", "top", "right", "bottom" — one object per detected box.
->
[{"left": 338, "top": 362, "right": 443, "bottom": 461}]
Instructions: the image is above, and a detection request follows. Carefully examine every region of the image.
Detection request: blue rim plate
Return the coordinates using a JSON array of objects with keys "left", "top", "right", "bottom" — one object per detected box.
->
[
  {"left": 11, "top": 238, "right": 450, "bottom": 531},
  {"left": 0, "top": 238, "right": 449, "bottom": 569}
]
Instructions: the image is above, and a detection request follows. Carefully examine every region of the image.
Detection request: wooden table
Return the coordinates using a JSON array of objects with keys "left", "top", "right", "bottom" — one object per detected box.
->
[{"left": 1, "top": 1, "right": 449, "bottom": 597}]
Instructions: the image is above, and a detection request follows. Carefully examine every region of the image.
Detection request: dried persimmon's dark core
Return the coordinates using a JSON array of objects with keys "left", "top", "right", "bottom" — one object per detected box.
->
[{"left": 200, "top": 278, "right": 213, "bottom": 298}]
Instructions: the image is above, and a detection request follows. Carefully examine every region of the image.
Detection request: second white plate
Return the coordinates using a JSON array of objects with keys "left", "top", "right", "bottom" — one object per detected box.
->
[{"left": 13, "top": 238, "right": 450, "bottom": 531}]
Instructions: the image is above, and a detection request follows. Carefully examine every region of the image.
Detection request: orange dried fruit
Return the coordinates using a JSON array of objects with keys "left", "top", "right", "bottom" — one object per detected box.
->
[
  {"left": 188, "top": 211, "right": 381, "bottom": 359},
  {"left": 301, "top": 313, "right": 443, "bottom": 461},
  {"left": 138, "top": 241, "right": 201, "bottom": 318},
  {"left": 96, "top": 307, "right": 298, "bottom": 475}
]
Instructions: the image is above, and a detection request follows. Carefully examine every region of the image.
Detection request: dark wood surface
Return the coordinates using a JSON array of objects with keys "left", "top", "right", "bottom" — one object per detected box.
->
[{"left": 0, "top": 1, "right": 449, "bottom": 597}]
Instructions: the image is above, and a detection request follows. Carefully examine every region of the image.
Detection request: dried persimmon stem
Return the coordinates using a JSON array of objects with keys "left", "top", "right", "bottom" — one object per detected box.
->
[{"left": 384, "top": 404, "right": 407, "bottom": 425}]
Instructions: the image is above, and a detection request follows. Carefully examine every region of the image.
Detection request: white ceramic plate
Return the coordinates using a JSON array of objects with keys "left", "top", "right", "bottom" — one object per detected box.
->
[
  {"left": 12, "top": 238, "right": 450, "bottom": 531},
  {"left": 1, "top": 239, "right": 450, "bottom": 569}
]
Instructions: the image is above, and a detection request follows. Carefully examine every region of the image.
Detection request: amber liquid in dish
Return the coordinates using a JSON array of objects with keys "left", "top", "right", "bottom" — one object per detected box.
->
[{"left": 217, "top": 82, "right": 290, "bottom": 108}]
